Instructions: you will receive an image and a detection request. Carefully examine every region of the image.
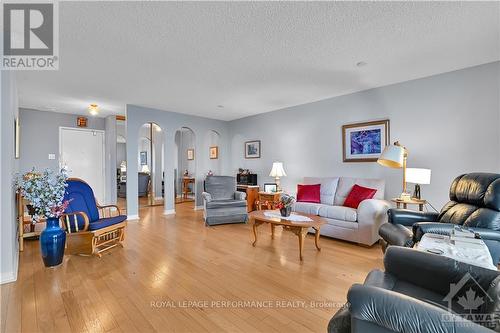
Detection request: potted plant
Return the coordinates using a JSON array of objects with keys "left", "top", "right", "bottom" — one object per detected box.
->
[
  {"left": 15, "top": 168, "right": 70, "bottom": 267},
  {"left": 275, "top": 193, "right": 295, "bottom": 217}
]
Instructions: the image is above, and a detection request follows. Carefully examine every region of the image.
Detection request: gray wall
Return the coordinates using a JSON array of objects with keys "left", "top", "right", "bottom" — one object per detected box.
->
[
  {"left": 126, "top": 104, "right": 230, "bottom": 218},
  {"left": 229, "top": 62, "right": 500, "bottom": 209},
  {"left": 19, "top": 108, "right": 105, "bottom": 172},
  {"left": 1, "top": 70, "right": 20, "bottom": 283}
]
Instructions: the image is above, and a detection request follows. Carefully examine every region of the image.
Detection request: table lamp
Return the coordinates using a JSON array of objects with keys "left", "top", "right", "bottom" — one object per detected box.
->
[
  {"left": 377, "top": 141, "right": 408, "bottom": 195},
  {"left": 141, "top": 164, "right": 150, "bottom": 174},
  {"left": 406, "top": 168, "right": 431, "bottom": 199},
  {"left": 269, "top": 162, "right": 286, "bottom": 191}
]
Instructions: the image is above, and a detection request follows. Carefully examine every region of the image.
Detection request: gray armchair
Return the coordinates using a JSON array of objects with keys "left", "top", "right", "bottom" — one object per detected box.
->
[
  {"left": 202, "top": 176, "right": 248, "bottom": 226},
  {"left": 328, "top": 246, "right": 500, "bottom": 333}
]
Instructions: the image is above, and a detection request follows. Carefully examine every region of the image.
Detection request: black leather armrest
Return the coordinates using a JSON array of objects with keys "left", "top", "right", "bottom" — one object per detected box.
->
[
  {"left": 348, "top": 284, "right": 492, "bottom": 333},
  {"left": 388, "top": 209, "right": 439, "bottom": 227},
  {"left": 413, "top": 222, "right": 500, "bottom": 242},
  {"left": 383, "top": 246, "right": 499, "bottom": 295},
  {"left": 412, "top": 222, "right": 454, "bottom": 241}
]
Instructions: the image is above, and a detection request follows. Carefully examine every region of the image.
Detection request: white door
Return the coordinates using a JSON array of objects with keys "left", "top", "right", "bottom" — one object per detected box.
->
[{"left": 60, "top": 127, "right": 106, "bottom": 203}]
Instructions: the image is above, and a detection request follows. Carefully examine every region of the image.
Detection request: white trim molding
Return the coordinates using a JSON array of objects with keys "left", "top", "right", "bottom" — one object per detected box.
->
[
  {"left": 0, "top": 252, "right": 18, "bottom": 285},
  {"left": 163, "top": 209, "right": 176, "bottom": 216},
  {"left": 194, "top": 205, "right": 204, "bottom": 211},
  {"left": 127, "top": 214, "right": 140, "bottom": 220}
]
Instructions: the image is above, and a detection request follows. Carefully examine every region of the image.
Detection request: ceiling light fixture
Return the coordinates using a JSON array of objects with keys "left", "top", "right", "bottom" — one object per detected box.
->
[
  {"left": 356, "top": 61, "right": 367, "bottom": 67},
  {"left": 88, "top": 103, "right": 99, "bottom": 116}
]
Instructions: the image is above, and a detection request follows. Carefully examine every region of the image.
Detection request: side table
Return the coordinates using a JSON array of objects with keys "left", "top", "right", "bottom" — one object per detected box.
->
[{"left": 391, "top": 198, "right": 427, "bottom": 211}]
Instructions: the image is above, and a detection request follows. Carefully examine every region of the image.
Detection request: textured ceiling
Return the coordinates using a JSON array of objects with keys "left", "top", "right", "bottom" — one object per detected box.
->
[{"left": 17, "top": 1, "right": 500, "bottom": 120}]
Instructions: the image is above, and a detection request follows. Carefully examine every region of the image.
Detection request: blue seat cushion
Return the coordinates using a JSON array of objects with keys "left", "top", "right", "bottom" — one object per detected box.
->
[
  {"left": 206, "top": 199, "right": 247, "bottom": 209},
  {"left": 88, "top": 215, "right": 127, "bottom": 231}
]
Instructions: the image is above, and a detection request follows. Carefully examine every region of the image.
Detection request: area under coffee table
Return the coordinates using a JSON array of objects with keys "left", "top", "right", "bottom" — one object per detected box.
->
[{"left": 249, "top": 210, "right": 326, "bottom": 261}]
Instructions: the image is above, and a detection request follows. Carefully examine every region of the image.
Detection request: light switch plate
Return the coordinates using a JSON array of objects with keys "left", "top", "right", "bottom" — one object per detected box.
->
[{"left": 48, "top": 154, "right": 56, "bottom": 160}]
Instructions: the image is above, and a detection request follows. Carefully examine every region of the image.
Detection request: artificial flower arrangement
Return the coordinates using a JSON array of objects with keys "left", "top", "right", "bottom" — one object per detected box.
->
[
  {"left": 275, "top": 193, "right": 296, "bottom": 217},
  {"left": 15, "top": 168, "right": 71, "bottom": 219}
]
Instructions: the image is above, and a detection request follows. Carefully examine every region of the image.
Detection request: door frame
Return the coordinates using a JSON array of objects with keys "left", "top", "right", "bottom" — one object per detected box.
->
[{"left": 59, "top": 126, "right": 106, "bottom": 201}]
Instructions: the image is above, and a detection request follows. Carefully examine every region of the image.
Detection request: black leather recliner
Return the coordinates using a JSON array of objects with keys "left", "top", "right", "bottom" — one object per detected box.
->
[
  {"left": 379, "top": 173, "right": 500, "bottom": 265},
  {"left": 328, "top": 246, "right": 500, "bottom": 333}
]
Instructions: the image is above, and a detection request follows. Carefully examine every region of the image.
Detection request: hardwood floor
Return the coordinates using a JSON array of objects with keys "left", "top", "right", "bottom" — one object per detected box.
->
[{"left": 1, "top": 202, "right": 383, "bottom": 333}]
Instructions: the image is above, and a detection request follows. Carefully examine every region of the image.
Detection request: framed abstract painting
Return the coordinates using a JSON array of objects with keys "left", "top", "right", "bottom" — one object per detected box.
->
[{"left": 342, "top": 120, "right": 390, "bottom": 162}]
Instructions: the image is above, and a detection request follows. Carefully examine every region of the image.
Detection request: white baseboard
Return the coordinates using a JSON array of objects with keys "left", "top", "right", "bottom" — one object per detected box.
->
[
  {"left": 163, "top": 209, "right": 176, "bottom": 216},
  {"left": 1, "top": 251, "right": 18, "bottom": 285},
  {"left": 127, "top": 214, "right": 140, "bottom": 220},
  {"left": 194, "top": 205, "right": 204, "bottom": 211},
  {"left": 154, "top": 196, "right": 163, "bottom": 201}
]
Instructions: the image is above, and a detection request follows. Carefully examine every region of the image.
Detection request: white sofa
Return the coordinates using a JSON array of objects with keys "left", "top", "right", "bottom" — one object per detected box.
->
[{"left": 292, "top": 177, "right": 390, "bottom": 246}]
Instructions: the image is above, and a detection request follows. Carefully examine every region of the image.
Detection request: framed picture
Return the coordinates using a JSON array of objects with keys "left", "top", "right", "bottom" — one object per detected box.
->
[
  {"left": 245, "top": 140, "right": 261, "bottom": 159},
  {"left": 342, "top": 119, "right": 390, "bottom": 162},
  {"left": 209, "top": 146, "right": 218, "bottom": 159},
  {"left": 187, "top": 148, "right": 195, "bottom": 160},
  {"left": 77, "top": 116, "right": 88, "bottom": 127},
  {"left": 14, "top": 117, "right": 20, "bottom": 159},
  {"left": 263, "top": 183, "right": 277, "bottom": 193},
  {"left": 140, "top": 151, "right": 147, "bottom": 165}
]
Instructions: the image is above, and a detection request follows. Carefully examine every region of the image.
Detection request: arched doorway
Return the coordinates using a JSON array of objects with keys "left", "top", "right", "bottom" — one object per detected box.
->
[
  {"left": 138, "top": 122, "right": 164, "bottom": 208},
  {"left": 174, "top": 127, "right": 196, "bottom": 207},
  {"left": 206, "top": 130, "right": 221, "bottom": 175}
]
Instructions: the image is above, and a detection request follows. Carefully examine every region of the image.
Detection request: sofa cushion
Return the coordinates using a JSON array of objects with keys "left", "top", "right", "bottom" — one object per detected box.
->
[
  {"left": 343, "top": 184, "right": 377, "bottom": 209},
  {"left": 303, "top": 177, "right": 339, "bottom": 205},
  {"left": 206, "top": 199, "right": 247, "bottom": 209},
  {"left": 334, "top": 177, "right": 385, "bottom": 206},
  {"left": 318, "top": 205, "right": 357, "bottom": 222},
  {"left": 297, "top": 184, "right": 321, "bottom": 203},
  {"left": 293, "top": 202, "right": 323, "bottom": 215},
  {"left": 293, "top": 202, "right": 357, "bottom": 222}
]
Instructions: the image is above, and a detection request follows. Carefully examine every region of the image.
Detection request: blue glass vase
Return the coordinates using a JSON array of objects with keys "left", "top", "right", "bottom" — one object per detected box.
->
[{"left": 40, "top": 217, "right": 66, "bottom": 267}]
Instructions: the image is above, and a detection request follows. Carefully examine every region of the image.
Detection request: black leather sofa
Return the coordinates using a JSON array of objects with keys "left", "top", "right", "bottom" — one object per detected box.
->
[
  {"left": 328, "top": 246, "right": 500, "bottom": 333},
  {"left": 379, "top": 173, "right": 500, "bottom": 265}
]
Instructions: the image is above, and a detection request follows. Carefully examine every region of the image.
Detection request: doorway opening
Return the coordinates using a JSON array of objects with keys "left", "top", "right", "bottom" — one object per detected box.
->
[
  {"left": 174, "top": 127, "right": 196, "bottom": 209},
  {"left": 116, "top": 118, "right": 127, "bottom": 211},
  {"left": 138, "top": 122, "right": 164, "bottom": 208}
]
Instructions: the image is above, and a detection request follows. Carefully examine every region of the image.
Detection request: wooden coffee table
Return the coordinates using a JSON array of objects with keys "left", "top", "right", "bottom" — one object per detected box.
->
[{"left": 249, "top": 210, "right": 326, "bottom": 261}]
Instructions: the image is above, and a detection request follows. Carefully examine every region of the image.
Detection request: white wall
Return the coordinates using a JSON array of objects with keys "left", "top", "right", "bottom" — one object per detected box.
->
[
  {"left": 1, "top": 71, "right": 20, "bottom": 284},
  {"left": 229, "top": 62, "right": 500, "bottom": 209}
]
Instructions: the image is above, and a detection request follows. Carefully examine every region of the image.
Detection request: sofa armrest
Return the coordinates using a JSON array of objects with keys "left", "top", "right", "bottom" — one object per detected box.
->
[
  {"left": 357, "top": 199, "right": 391, "bottom": 246},
  {"left": 201, "top": 192, "right": 212, "bottom": 203},
  {"left": 414, "top": 222, "right": 500, "bottom": 243},
  {"left": 348, "top": 284, "right": 491, "bottom": 333},
  {"left": 234, "top": 191, "right": 246, "bottom": 201},
  {"left": 383, "top": 246, "right": 499, "bottom": 295},
  {"left": 388, "top": 209, "right": 439, "bottom": 227}
]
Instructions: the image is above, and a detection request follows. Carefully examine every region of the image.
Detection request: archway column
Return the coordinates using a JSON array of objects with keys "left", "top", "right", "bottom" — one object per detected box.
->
[{"left": 163, "top": 131, "right": 176, "bottom": 215}]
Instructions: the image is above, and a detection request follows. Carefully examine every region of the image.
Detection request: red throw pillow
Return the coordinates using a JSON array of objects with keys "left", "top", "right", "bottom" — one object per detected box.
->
[
  {"left": 297, "top": 184, "right": 321, "bottom": 203},
  {"left": 343, "top": 184, "right": 377, "bottom": 209}
]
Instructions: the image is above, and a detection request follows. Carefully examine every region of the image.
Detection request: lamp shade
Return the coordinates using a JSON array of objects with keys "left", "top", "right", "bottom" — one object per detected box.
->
[
  {"left": 141, "top": 164, "right": 150, "bottom": 173},
  {"left": 377, "top": 145, "right": 405, "bottom": 168},
  {"left": 269, "top": 162, "right": 287, "bottom": 177},
  {"left": 406, "top": 168, "right": 431, "bottom": 184}
]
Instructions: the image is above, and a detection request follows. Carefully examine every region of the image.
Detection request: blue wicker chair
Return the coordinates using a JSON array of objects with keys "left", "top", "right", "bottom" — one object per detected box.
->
[{"left": 60, "top": 178, "right": 127, "bottom": 257}]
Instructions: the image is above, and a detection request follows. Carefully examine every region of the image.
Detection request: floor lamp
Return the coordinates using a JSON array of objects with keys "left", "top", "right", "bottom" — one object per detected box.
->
[{"left": 377, "top": 141, "right": 408, "bottom": 196}]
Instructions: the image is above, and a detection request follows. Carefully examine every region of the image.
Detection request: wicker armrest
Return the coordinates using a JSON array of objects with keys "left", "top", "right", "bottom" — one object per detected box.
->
[
  {"left": 97, "top": 204, "right": 121, "bottom": 217},
  {"left": 59, "top": 211, "right": 90, "bottom": 232}
]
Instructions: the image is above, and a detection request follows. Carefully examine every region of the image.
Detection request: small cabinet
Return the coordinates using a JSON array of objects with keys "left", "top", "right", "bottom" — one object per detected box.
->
[{"left": 237, "top": 185, "right": 259, "bottom": 212}]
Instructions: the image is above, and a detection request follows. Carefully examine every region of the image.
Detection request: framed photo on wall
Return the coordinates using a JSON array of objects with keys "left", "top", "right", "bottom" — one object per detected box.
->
[
  {"left": 342, "top": 119, "right": 390, "bottom": 162},
  {"left": 140, "top": 151, "right": 147, "bottom": 165},
  {"left": 209, "top": 146, "right": 218, "bottom": 159},
  {"left": 187, "top": 148, "right": 195, "bottom": 160},
  {"left": 245, "top": 140, "right": 261, "bottom": 159}
]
